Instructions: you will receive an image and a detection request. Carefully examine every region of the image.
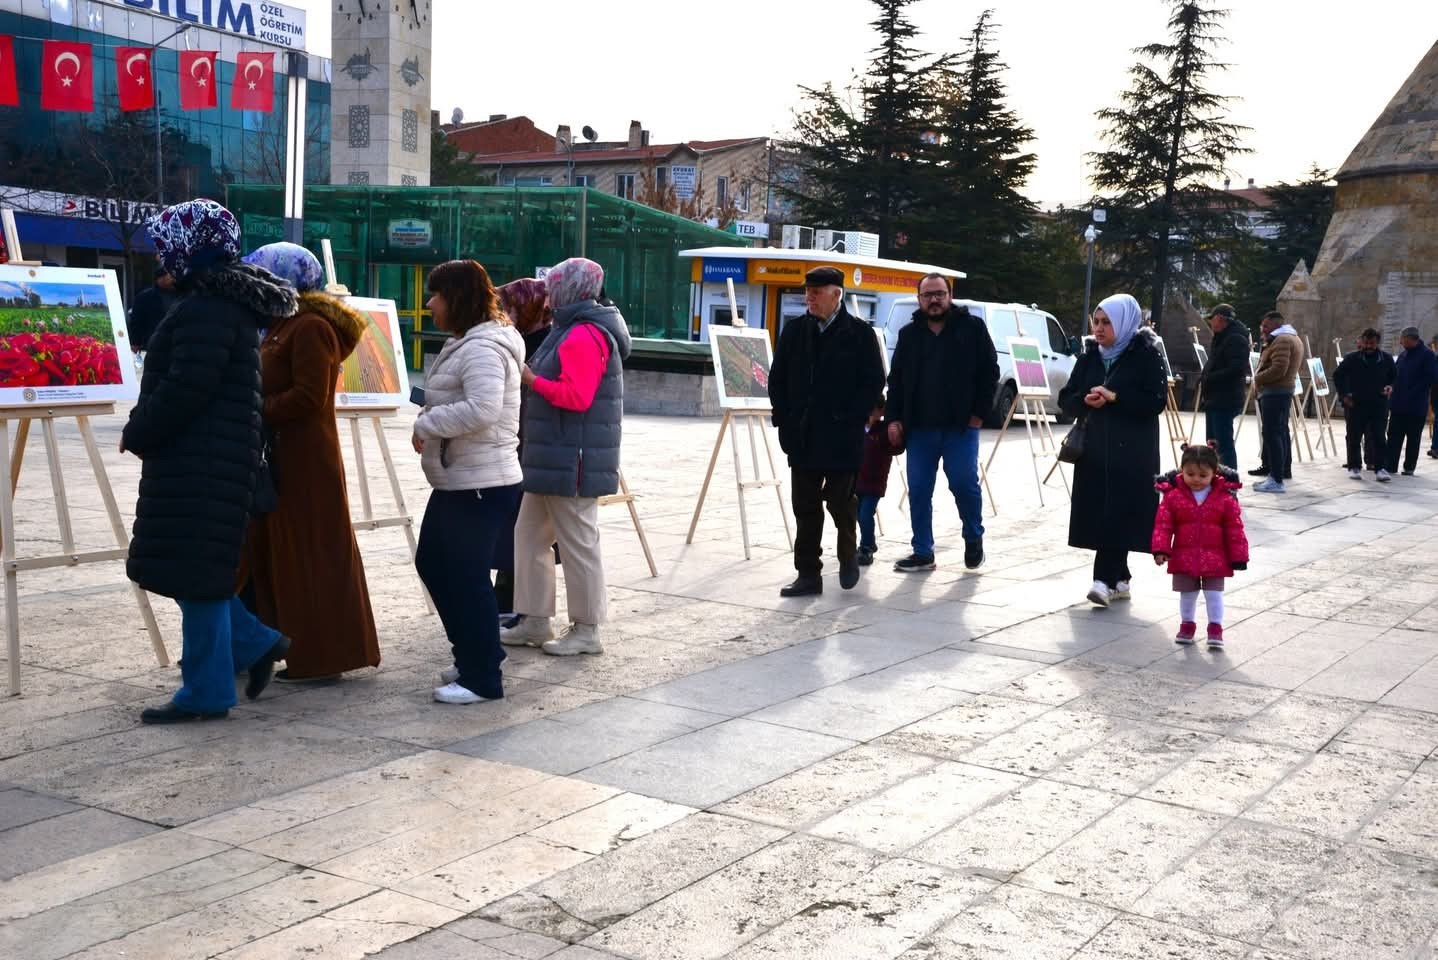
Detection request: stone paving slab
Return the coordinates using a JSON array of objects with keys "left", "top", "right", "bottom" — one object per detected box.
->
[{"left": 1, "top": 410, "right": 1437, "bottom": 958}]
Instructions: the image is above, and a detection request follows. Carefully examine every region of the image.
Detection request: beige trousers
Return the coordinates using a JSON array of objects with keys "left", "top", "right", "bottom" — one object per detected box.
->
[{"left": 513, "top": 493, "right": 607, "bottom": 625}]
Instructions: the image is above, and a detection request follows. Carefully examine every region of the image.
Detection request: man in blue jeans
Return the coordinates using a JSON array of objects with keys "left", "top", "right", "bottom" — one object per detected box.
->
[{"left": 884, "top": 273, "right": 1000, "bottom": 572}]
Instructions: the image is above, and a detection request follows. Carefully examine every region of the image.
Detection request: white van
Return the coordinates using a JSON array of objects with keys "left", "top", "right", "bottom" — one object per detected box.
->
[{"left": 879, "top": 298, "right": 1080, "bottom": 427}]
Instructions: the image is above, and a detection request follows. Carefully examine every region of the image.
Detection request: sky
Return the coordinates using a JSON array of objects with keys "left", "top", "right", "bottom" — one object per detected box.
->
[{"left": 292, "top": 0, "right": 1438, "bottom": 208}]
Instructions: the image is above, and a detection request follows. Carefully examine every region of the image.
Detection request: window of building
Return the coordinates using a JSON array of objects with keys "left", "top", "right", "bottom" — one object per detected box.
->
[
  {"left": 503, "top": 176, "right": 552, "bottom": 187},
  {"left": 655, "top": 166, "right": 668, "bottom": 192},
  {"left": 616, "top": 173, "right": 636, "bottom": 200},
  {"left": 573, "top": 174, "right": 592, "bottom": 187},
  {"left": 738, "top": 181, "right": 751, "bottom": 212},
  {"left": 716, "top": 176, "right": 729, "bottom": 207}
]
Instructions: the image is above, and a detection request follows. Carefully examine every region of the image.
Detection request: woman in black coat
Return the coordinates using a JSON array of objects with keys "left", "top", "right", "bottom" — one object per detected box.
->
[
  {"left": 123, "top": 199, "right": 300, "bottom": 724},
  {"left": 1057, "top": 294, "right": 1168, "bottom": 608}
]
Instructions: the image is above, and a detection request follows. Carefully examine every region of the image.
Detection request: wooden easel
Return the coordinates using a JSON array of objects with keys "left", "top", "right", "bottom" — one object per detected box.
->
[
  {"left": 1186, "top": 327, "right": 1206, "bottom": 443},
  {"left": 0, "top": 211, "right": 167, "bottom": 695},
  {"left": 991, "top": 393, "right": 1068, "bottom": 506},
  {"left": 319, "top": 241, "right": 432, "bottom": 613},
  {"left": 686, "top": 409, "right": 792, "bottom": 560},
  {"left": 1163, "top": 379, "right": 1186, "bottom": 465},
  {"left": 1301, "top": 338, "right": 1337, "bottom": 458},
  {"left": 1235, "top": 354, "right": 1259, "bottom": 440},
  {"left": 1290, "top": 378, "right": 1315, "bottom": 462},
  {"left": 598, "top": 470, "right": 658, "bottom": 577}
]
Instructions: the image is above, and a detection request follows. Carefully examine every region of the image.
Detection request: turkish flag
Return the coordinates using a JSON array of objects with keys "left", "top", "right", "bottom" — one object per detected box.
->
[
  {"left": 231, "top": 51, "right": 273, "bottom": 112},
  {"left": 116, "top": 46, "right": 154, "bottom": 112},
  {"left": 41, "top": 40, "right": 94, "bottom": 112},
  {"left": 0, "top": 36, "right": 18, "bottom": 108},
  {"left": 179, "top": 50, "right": 218, "bottom": 109}
]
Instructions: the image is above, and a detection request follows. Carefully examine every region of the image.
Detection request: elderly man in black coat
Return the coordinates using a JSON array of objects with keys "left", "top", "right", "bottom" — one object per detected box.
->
[
  {"left": 768, "top": 266, "right": 886, "bottom": 597},
  {"left": 1199, "top": 304, "right": 1251, "bottom": 472},
  {"left": 123, "top": 199, "right": 298, "bottom": 724}
]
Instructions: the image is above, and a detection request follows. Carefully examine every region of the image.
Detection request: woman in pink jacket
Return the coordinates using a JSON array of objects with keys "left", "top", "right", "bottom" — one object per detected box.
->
[{"left": 1151, "top": 444, "right": 1250, "bottom": 649}]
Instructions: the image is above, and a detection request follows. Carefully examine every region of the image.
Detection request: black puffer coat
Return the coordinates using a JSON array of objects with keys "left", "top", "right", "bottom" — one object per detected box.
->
[{"left": 123, "top": 263, "right": 298, "bottom": 602}]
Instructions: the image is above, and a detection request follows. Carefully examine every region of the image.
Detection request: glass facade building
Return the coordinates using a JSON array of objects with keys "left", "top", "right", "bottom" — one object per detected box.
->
[{"left": 227, "top": 185, "right": 746, "bottom": 367}]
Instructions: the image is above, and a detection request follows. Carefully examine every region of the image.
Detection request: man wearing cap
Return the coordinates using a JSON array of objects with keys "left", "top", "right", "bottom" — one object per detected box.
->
[
  {"left": 768, "top": 266, "right": 886, "bottom": 596},
  {"left": 1252, "top": 310, "right": 1305, "bottom": 494},
  {"left": 1198, "top": 303, "right": 1251, "bottom": 471},
  {"left": 1383, "top": 326, "right": 1438, "bottom": 478},
  {"left": 884, "top": 272, "right": 999, "bottom": 572}
]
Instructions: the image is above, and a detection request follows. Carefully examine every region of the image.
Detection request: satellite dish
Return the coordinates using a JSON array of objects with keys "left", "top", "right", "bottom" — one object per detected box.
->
[
  {"left": 451, "top": 107, "right": 464, "bottom": 125},
  {"left": 581, "top": 125, "right": 597, "bottom": 142}
]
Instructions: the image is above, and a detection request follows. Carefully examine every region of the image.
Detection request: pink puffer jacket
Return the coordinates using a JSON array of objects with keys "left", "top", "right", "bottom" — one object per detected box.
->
[{"left": 1151, "top": 472, "right": 1250, "bottom": 578}]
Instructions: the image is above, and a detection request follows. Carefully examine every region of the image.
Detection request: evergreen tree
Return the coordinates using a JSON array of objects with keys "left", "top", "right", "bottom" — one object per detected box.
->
[
  {"left": 784, "top": 0, "right": 931, "bottom": 256},
  {"left": 1218, "top": 166, "right": 1334, "bottom": 330},
  {"left": 914, "top": 10, "right": 1038, "bottom": 299},
  {"left": 430, "top": 131, "right": 491, "bottom": 187},
  {"left": 1087, "top": 1, "right": 1248, "bottom": 329}
]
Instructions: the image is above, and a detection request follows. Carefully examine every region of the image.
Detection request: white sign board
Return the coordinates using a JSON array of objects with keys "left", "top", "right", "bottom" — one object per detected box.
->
[
  {"left": 387, "top": 219, "right": 433, "bottom": 249},
  {"left": 1307, "top": 357, "right": 1329, "bottom": 397},
  {"left": 709, "top": 325, "right": 772, "bottom": 410},
  {"left": 734, "top": 220, "right": 769, "bottom": 240},
  {"left": 671, "top": 165, "right": 697, "bottom": 200},
  {"left": 336, "top": 297, "right": 411, "bottom": 409},
  {"left": 1008, "top": 337, "right": 1051, "bottom": 398},
  {"left": 104, "top": 0, "right": 309, "bottom": 51},
  {"left": 0, "top": 265, "right": 138, "bottom": 406},
  {"left": 0, "top": 185, "right": 159, "bottom": 226}
]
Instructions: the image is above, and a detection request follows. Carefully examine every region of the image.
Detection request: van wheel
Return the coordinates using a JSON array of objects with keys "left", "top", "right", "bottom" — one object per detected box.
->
[{"left": 985, "top": 383, "right": 1017, "bottom": 429}]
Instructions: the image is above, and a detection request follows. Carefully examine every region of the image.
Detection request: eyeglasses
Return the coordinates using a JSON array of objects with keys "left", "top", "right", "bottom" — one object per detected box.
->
[{"left": 918, "top": 291, "right": 948, "bottom": 301}]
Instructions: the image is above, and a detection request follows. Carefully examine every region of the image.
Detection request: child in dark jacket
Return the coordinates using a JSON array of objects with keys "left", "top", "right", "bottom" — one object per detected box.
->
[
  {"left": 857, "top": 402, "right": 904, "bottom": 565},
  {"left": 1151, "top": 444, "right": 1250, "bottom": 649}
]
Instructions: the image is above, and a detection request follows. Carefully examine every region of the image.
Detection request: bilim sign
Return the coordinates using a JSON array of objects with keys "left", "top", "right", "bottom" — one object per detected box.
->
[{"left": 111, "top": 0, "right": 309, "bottom": 51}]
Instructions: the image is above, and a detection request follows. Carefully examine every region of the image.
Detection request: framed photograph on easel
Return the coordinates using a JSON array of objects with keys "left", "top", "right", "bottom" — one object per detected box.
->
[
  {"left": 336, "top": 296, "right": 410, "bottom": 409},
  {"left": 708, "top": 325, "right": 773, "bottom": 410}
]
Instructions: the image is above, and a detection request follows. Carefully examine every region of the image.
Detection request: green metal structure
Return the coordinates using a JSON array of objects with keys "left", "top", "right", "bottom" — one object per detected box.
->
[{"left": 226, "top": 185, "right": 745, "bottom": 369}]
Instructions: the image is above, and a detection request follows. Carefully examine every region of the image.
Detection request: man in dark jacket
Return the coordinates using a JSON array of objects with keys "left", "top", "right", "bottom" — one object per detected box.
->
[
  {"left": 885, "top": 273, "right": 999, "bottom": 573},
  {"left": 124, "top": 199, "right": 296, "bottom": 724},
  {"left": 1333, "top": 328, "right": 1395, "bottom": 480},
  {"left": 1384, "top": 325, "right": 1438, "bottom": 477},
  {"left": 1199, "top": 304, "right": 1250, "bottom": 471},
  {"left": 768, "top": 266, "right": 885, "bottom": 596},
  {"left": 125, "top": 265, "right": 177, "bottom": 352}
]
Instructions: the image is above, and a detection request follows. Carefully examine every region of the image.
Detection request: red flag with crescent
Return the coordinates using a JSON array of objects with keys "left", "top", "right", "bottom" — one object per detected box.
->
[
  {"left": 0, "top": 36, "right": 18, "bottom": 108},
  {"left": 41, "top": 40, "right": 93, "bottom": 112},
  {"left": 231, "top": 51, "right": 273, "bottom": 112},
  {"left": 116, "top": 46, "right": 154, "bottom": 112},
  {"left": 179, "top": 50, "right": 218, "bottom": 110}
]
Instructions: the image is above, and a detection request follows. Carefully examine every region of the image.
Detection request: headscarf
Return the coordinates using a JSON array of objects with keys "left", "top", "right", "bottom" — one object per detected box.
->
[
  {"left": 497, "top": 277, "right": 551, "bottom": 336},
  {"left": 1095, "top": 293, "right": 1142, "bottom": 361},
  {"left": 242, "top": 242, "right": 324, "bottom": 292},
  {"left": 546, "top": 257, "right": 604, "bottom": 310},
  {"left": 145, "top": 199, "right": 241, "bottom": 281}
]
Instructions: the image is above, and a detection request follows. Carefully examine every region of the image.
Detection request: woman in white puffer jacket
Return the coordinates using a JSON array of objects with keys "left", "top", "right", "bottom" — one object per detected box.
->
[{"left": 411, "top": 259, "right": 526, "bottom": 704}]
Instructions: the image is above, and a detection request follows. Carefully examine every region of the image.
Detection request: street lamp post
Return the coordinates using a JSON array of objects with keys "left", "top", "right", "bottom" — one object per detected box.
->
[
  {"left": 1082, "top": 223, "right": 1098, "bottom": 325},
  {"left": 151, "top": 23, "right": 193, "bottom": 207}
]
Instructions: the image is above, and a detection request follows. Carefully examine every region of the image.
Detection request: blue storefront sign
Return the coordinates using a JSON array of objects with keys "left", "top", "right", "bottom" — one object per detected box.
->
[
  {"left": 112, "top": 0, "right": 309, "bottom": 51},
  {"left": 701, "top": 259, "right": 746, "bottom": 284}
]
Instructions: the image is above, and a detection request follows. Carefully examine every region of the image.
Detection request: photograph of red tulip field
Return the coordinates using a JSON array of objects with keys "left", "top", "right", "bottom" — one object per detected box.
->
[{"left": 0, "top": 267, "right": 137, "bottom": 405}]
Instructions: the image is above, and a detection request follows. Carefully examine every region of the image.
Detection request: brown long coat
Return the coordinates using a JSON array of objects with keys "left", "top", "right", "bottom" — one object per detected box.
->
[{"left": 242, "top": 292, "right": 380, "bottom": 677}]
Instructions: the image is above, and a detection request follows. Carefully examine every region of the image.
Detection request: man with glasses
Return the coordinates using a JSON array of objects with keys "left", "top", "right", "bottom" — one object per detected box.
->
[
  {"left": 884, "top": 273, "right": 999, "bottom": 572},
  {"left": 768, "top": 266, "right": 886, "bottom": 596}
]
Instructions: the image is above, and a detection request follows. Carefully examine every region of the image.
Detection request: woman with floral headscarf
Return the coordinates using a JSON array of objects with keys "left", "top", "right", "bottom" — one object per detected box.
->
[
  {"left": 238, "top": 242, "right": 380, "bottom": 681},
  {"left": 122, "top": 200, "right": 298, "bottom": 724},
  {"left": 500, "top": 258, "right": 631, "bottom": 656},
  {"left": 1057, "top": 293, "right": 1167, "bottom": 608}
]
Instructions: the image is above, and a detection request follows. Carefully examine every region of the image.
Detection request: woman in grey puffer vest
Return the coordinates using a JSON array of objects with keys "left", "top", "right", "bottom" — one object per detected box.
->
[{"left": 501, "top": 258, "right": 631, "bottom": 656}]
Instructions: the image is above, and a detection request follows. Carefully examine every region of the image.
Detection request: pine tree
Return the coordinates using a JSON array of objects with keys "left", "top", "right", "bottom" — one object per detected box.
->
[
  {"left": 784, "top": 0, "right": 931, "bottom": 256},
  {"left": 1218, "top": 166, "right": 1334, "bottom": 329},
  {"left": 914, "top": 10, "right": 1038, "bottom": 299},
  {"left": 1087, "top": 1, "right": 1248, "bottom": 329}
]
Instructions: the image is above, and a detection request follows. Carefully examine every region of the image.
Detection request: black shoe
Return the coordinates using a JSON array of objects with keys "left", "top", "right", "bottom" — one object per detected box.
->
[
  {"left": 1247, "top": 467, "right": 1269, "bottom": 477},
  {"left": 1402, "top": 470, "right": 1416, "bottom": 476},
  {"left": 245, "top": 635, "right": 292, "bottom": 700},
  {"left": 141, "top": 702, "right": 228, "bottom": 724},
  {"left": 856, "top": 547, "right": 875, "bottom": 567},
  {"left": 964, "top": 539, "right": 985, "bottom": 570},
  {"left": 839, "top": 558, "right": 860, "bottom": 590},
  {"left": 780, "top": 576, "right": 823, "bottom": 597},
  {"left": 894, "top": 553, "right": 937, "bottom": 573},
  {"left": 1428, "top": 450, "right": 1438, "bottom": 459}
]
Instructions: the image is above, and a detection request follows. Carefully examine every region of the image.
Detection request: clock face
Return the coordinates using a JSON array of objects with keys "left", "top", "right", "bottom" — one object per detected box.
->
[{"left": 407, "top": 0, "right": 429, "bottom": 28}]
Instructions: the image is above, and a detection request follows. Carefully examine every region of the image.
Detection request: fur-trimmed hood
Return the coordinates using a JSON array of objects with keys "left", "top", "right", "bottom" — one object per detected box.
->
[
  {"left": 1155, "top": 465, "right": 1242, "bottom": 495},
  {"left": 297, "top": 290, "right": 367, "bottom": 359},
  {"left": 181, "top": 261, "right": 299, "bottom": 322}
]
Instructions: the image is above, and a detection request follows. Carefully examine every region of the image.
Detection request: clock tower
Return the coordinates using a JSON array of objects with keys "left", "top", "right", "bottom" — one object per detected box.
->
[{"left": 330, "top": 0, "right": 433, "bottom": 186}]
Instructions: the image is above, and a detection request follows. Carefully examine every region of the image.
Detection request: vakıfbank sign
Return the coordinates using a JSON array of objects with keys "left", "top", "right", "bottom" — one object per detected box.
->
[{"left": 106, "top": 0, "right": 309, "bottom": 51}]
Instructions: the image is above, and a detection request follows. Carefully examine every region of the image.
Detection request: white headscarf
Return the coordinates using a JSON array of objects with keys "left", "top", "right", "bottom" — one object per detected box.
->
[{"left": 1096, "top": 293, "right": 1143, "bottom": 361}]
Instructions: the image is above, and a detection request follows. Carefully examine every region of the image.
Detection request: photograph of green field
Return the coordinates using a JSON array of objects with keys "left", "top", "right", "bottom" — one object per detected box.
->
[
  {"left": 714, "top": 330, "right": 771, "bottom": 402},
  {"left": 0, "top": 280, "right": 123, "bottom": 388},
  {"left": 337, "top": 308, "right": 403, "bottom": 395}
]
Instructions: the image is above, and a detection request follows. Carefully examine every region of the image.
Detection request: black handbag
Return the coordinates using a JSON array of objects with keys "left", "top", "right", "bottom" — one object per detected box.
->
[
  {"left": 1058, "top": 414, "right": 1087, "bottom": 464},
  {"left": 252, "top": 428, "right": 279, "bottom": 515}
]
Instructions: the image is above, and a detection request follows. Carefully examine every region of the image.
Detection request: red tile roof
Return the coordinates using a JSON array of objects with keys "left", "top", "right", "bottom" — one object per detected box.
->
[
  {"left": 443, "top": 116, "right": 555, "bottom": 156},
  {"left": 468, "top": 138, "right": 767, "bottom": 167}
]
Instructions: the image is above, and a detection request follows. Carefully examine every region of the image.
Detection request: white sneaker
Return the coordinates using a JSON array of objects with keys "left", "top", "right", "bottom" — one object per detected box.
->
[
  {"left": 1086, "top": 581, "right": 1111, "bottom": 608},
  {"left": 500, "top": 615, "right": 554, "bottom": 647},
  {"left": 1348, "top": 468, "right": 1362, "bottom": 480},
  {"left": 1254, "top": 478, "right": 1286, "bottom": 493},
  {"left": 440, "top": 666, "right": 459, "bottom": 684},
  {"left": 1112, "top": 581, "right": 1132, "bottom": 601},
  {"left": 1376, "top": 469, "right": 1393, "bottom": 483},
  {"left": 542, "top": 623, "right": 604, "bottom": 657},
  {"left": 433, "top": 682, "right": 496, "bottom": 704}
]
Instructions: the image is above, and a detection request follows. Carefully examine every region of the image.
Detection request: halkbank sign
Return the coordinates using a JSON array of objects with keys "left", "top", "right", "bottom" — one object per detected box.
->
[{"left": 109, "top": 0, "right": 309, "bottom": 52}]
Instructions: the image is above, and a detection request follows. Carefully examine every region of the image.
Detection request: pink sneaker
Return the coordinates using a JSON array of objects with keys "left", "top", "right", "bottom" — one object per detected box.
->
[
  {"left": 1206, "top": 623, "right": 1224, "bottom": 649},
  {"left": 1175, "top": 622, "right": 1197, "bottom": 645}
]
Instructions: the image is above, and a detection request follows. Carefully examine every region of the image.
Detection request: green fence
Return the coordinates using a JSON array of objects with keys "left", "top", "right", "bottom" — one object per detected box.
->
[{"left": 226, "top": 185, "right": 746, "bottom": 363}]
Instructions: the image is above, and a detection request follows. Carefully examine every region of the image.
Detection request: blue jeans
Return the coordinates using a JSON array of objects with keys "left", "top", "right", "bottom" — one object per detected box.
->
[
  {"left": 1204, "top": 408, "right": 1239, "bottom": 472},
  {"left": 857, "top": 494, "right": 880, "bottom": 551},
  {"left": 905, "top": 428, "right": 983, "bottom": 556},
  {"left": 172, "top": 597, "right": 284, "bottom": 713}
]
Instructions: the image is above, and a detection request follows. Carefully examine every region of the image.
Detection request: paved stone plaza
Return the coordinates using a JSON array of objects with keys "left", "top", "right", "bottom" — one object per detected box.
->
[{"left": 1, "top": 408, "right": 1436, "bottom": 960}]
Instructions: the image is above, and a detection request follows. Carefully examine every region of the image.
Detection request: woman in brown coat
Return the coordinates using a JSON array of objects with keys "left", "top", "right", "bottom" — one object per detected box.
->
[{"left": 240, "top": 242, "right": 380, "bottom": 679}]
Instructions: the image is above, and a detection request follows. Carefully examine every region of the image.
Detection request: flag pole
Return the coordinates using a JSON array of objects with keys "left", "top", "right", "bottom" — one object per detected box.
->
[{"left": 150, "top": 23, "right": 193, "bottom": 207}]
